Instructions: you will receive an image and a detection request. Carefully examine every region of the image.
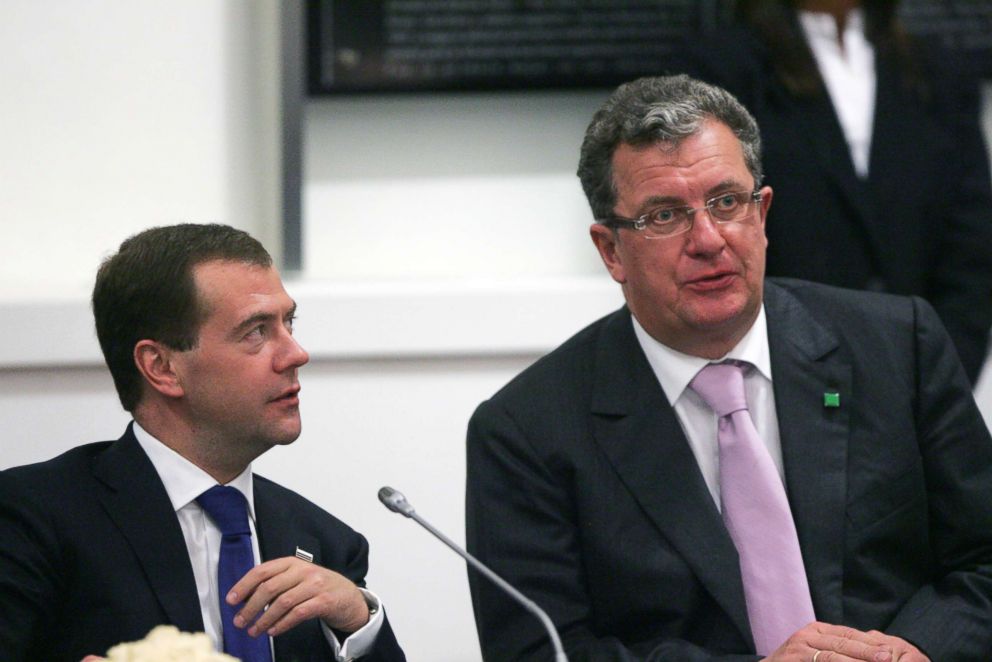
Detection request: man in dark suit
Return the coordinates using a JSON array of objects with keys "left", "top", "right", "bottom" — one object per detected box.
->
[
  {"left": 466, "top": 75, "right": 992, "bottom": 661},
  {"left": 0, "top": 224, "right": 405, "bottom": 661}
]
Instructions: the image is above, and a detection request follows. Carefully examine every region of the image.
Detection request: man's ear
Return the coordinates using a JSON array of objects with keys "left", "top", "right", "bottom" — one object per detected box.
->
[
  {"left": 590, "top": 223, "right": 627, "bottom": 284},
  {"left": 134, "top": 340, "right": 185, "bottom": 399},
  {"left": 758, "top": 185, "right": 773, "bottom": 229}
]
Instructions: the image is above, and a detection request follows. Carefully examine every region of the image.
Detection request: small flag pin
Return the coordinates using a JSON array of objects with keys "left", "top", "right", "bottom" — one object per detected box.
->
[{"left": 823, "top": 392, "right": 840, "bottom": 408}]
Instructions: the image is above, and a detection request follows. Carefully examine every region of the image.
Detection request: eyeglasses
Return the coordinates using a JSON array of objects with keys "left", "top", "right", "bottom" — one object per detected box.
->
[{"left": 598, "top": 190, "right": 763, "bottom": 239}]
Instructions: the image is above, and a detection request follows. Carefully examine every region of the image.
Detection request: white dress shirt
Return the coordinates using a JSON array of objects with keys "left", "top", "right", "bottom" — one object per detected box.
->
[
  {"left": 799, "top": 8, "right": 876, "bottom": 178},
  {"left": 631, "top": 306, "right": 784, "bottom": 509},
  {"left": 133, "top": 422, "right": 383, "bottom": 661}
]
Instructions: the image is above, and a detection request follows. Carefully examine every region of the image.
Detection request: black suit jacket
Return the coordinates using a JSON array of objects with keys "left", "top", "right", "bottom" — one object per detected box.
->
[
  {"left": 0, "top": 426, "right": 405, "bottom": 662},
  {"left": 466, "top": 279, "right": 992, "bottom": 661},
  {"left": 670, "top": 29, "right": 992, "bottom": 382}
]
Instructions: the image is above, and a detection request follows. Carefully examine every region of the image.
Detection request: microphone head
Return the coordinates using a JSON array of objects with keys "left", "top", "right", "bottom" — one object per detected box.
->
[{"left": 378, "top": 486, "right": 415, "bottom": 517}]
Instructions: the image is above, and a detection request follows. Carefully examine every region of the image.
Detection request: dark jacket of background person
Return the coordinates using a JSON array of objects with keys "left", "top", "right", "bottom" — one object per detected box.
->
[{"left": 672, "top": 3, "right": 992, "bottom": 382}]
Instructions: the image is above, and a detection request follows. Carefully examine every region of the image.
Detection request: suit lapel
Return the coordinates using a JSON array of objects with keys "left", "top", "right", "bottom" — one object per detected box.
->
[
  {"left": 589, "top": 310, "right": 753, "bottom": 646},
  {"left": 867, "top": 53, "right": 918, "bottom": 239},
  {"left": 254, "top": 479, "right": 326, "bottom": 662},
  {"left": 764, "top": 283, "right": 850, "bottom": 624},
  {"left": 254, "top": 479, "right": 320, "bottom": 566},
  {"left": 867, "top": 54, "right": 904, "bottom": 189},
  {"left": 863, "top": 52, "right": 918, "bottom": 274},
  {"left": 91, "top": 425, "right": 204, "bottom": 633},
  {"left": 790, "top": 92, "right": 873, "bottom": 227}
]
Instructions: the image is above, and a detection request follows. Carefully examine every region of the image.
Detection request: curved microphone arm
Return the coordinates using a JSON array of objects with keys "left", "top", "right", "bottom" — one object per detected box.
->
[{"left": 377, "top": 486, "right": 568, "bottom": 662}]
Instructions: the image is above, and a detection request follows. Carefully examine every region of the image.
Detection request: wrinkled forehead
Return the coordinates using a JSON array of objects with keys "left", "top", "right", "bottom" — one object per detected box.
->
[{"left": 613, "top": 122, "right": 752, "bottom": 196}]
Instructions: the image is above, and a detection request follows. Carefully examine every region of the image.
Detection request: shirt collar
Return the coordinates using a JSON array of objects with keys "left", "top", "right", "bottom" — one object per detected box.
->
[
  {"left": 631, "top": 304, "right": 772, "bottom": 405},
  {"left": 798, "top": 6, "right": 865, "bottom": 45},
  {"left": 132, "top": 420, "right": 256, "bottom": 521}
]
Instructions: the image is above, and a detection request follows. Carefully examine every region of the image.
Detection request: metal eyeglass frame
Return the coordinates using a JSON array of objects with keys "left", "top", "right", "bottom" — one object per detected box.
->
[{"left": 598, "top": 190, "right": 763, "bottom": 239}]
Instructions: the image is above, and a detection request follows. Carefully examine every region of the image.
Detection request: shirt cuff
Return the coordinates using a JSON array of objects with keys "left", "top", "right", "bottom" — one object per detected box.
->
[{"left": 320, "top": 588, "right": 385, "bottom": 661}]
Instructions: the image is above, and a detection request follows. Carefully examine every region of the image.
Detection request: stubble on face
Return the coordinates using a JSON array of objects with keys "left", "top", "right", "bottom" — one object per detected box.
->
[
  {"left": 603, "top": 120, "right": 769, "bottom": 358},
  {"left": 173, "top": 261, "right": 308, "bottom": 479}
]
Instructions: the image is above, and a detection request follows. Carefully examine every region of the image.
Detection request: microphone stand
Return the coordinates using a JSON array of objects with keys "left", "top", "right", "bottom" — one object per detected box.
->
[{"left": 378, "top": 486, "right": 568, "bottom": 662}]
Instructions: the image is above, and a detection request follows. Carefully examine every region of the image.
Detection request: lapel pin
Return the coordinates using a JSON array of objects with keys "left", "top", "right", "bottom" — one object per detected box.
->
[
  {"left": 295, "top": 546, "right": 314, "bottom": 563},
  {"left": 823, "top": 391, "right": 840, "bottom": 408}
]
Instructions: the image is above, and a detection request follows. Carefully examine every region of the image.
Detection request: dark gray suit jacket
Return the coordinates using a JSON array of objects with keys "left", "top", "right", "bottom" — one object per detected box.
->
[
  {"left": 466, "top": 279, "right": 992, "bottom": 661},
  {"left": 0, "top": 425, "right": 405, "bottom": 662}
]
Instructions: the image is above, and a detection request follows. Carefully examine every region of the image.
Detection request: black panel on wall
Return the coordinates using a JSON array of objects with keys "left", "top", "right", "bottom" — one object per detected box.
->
[
  {"left": 899, "top": 0, "right": 992, "bottom": 79},
  {"left": 306, "top": 0, "right": 724, "bottom": 95},
  {"left": 305, "top": 0, "right": 991, "bottom": 97}
]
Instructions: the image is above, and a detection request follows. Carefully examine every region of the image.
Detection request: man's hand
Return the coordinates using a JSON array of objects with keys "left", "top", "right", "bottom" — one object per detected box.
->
[
  {"left": 861, "top": 630, "right": 929, "bottom": 662},
  {"left": 227, "top": 556, "right": 370, "bottom": 638},
  {"left": 761, "top": 622, "right": 930, "bottom": 662}
]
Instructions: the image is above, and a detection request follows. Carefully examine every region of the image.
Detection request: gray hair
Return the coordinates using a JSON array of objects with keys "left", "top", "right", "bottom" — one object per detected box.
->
[{"left": 577, "top": 75, "right": 763, "bottom": 220}]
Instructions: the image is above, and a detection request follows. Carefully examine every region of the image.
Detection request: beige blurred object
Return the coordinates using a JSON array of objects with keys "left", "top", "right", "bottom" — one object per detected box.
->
[{"left": 105, "top": 625, "right": 237, "bottom": 662}]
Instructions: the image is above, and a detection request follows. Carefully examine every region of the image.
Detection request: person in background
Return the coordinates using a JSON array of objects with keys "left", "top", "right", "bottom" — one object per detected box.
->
[
  {"left": 675, "top": 0, "right": 992, "bottom": 383},
  {"left": 466, "top": 74, "right": 992, "bottom": 661},
  {"left": 0, "top": 223, "right": 406, "bottom": 662}
]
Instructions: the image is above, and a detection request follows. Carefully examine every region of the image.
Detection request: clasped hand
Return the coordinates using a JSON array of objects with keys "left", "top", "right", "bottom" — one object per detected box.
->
[
  {"left": 229, "top": 555, "right": 370, "bottom": 638},
  {"left": 762, "top": 622, "right": 930, "bottom": 662},
  {"left": 79, "top": 556, "right": 369, "bottom": 661}
]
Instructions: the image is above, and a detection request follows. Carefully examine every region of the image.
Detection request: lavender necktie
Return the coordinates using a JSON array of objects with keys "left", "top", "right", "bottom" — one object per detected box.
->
[
  {"left": 690, "top": 362, "right": 815, "bottom": 655},
  {"left": 197, "top": 485, "right": 273, "bottom": 662}
]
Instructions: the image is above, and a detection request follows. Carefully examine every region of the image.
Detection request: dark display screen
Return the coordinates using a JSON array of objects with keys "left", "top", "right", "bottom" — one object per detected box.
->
[
  {"left": 899, "top": 0, "right": 992, "bottom": 78},
  {"left": 306, "top": 0, "right": 991, "bottom": 95},
  {"left": 306, "top": 0, "right": 722, "bottom": 94}
]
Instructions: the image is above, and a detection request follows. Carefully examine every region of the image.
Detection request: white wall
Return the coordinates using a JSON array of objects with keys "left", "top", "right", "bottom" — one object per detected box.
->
[
  {"left": 304, "top": 90, "right": 607, "bottom": 281},
  {"left": 0, "top": 0, "right": 280, "bottom": 297},
  {"left": 1, "top": 3, "right": 991, "bottom": 661}
]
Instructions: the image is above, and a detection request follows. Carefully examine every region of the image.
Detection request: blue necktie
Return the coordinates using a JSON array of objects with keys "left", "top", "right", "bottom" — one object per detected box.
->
[{"left": 196, "top": 485, "right": 273, "bottom": 662}]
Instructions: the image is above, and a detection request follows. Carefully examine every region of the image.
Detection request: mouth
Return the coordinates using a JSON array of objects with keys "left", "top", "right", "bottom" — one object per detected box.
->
[
  {"left": 270, "top": 385, "right": 301, "bottom": 405},
  {"left": 684, "top": 270, "right": 738, "bottom": 291}
]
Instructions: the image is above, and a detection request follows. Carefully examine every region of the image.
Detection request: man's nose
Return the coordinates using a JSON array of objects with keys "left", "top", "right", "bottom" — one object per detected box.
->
[
  {"left": 277, "top": 331, "right": 310, "bottom": 371},
  {"left": 684, "top": 209, "right": 726, "bottom": 254}
]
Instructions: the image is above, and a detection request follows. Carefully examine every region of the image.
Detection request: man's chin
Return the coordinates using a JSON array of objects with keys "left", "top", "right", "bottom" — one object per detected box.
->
[
  {"left": 683, "top": 298, "right": 754, "bottom": 332},
  {"left": 275, "top": 426, "right": 303, "bottom": 446},
  {"left": 264, "top": 417, "right": 303, "bottom": 447}
]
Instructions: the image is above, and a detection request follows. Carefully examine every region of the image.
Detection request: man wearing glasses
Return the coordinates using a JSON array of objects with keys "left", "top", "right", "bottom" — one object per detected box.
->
[{"left": 466, "top": 75, "right": 992, "bottom": 661}]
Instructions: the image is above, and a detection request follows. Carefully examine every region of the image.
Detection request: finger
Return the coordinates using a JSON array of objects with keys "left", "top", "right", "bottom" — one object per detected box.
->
[
  {"left": 810, "top": 650, "right": 890, "bottom": 662},
  {"left": 880, "top": 646, "right": 927, "bottom": 662},
  {"left": 237, "top": 575, "right": 303, "bottom": 630},
  {"left": 246, "top": 575, "right": 321, "bottom": 636},
  {"left": 830, "top": 633, "right": 891, "bottom": 662},
  {"left": 228, "top": 557, "right": 293, "bottom": 605},
  {"left": 810, "top": 623, "right": 874, "bottom": 642},
  {"left": 252, "top": 584, "right": 324, "bottom": 637},
  {"left": 240, "top": 560, "right": 336, "bottom": 634},
  {"left": 262, "top": 579, "right": 369, "bottom": 636},
  {"left": 860, "top": 631, "right": 929, "bottom": 662},
  {"left": 234, "top": 562, "right": 305, "bottom": 628},
  {"left": 248, "top": 565, "right": 358, "bottom": 635},
  {"left": 804, "top": 634, "right": 891, "bottom": 662}
]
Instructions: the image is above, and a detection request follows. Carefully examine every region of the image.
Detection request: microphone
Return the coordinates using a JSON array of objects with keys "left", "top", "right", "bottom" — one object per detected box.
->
[{"left": 377, "top": 486, "right": 568, "bottom": 662}]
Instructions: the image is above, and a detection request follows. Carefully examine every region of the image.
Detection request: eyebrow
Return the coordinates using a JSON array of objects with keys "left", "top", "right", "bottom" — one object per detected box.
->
[
  {"left": 230, "top": 302, "right": 297, "bottom": 339},
  {"left": 634, "top": 180, "right": 750, "bottom": 215}
]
